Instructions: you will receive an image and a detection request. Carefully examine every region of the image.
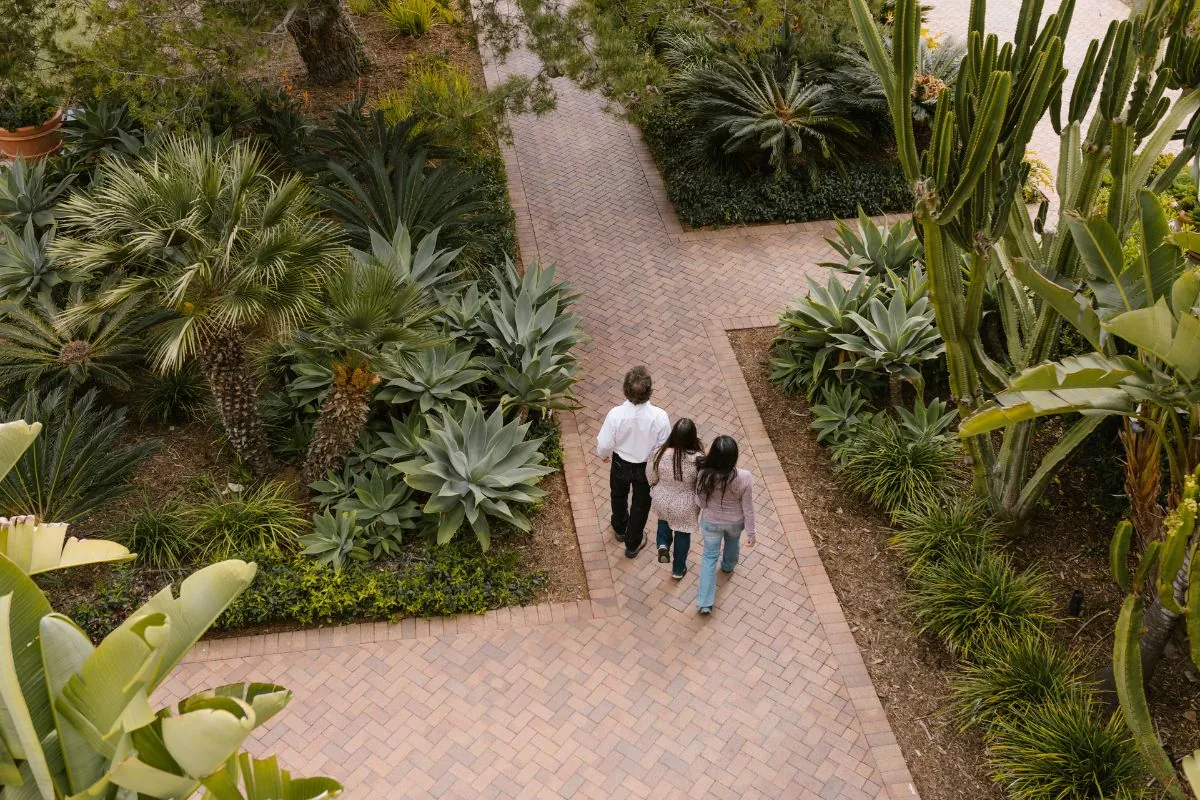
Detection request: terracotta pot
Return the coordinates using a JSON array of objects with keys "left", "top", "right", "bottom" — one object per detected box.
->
[{"left": 0, "top": 108, "right": 64, "bottom": 160}]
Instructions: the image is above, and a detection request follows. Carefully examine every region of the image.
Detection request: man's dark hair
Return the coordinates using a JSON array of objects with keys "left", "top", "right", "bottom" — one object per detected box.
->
[{"left": 623, "top": 366, "right": 653, "bottom": 404}]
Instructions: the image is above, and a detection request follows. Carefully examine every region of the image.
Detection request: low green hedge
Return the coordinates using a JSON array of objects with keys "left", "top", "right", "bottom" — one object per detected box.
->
[
  {"left": 62, "top": 540, "right": 546, "bottom": 640},
  {"left": 638, "top": 100, "right": 914, "bottom": 229}
]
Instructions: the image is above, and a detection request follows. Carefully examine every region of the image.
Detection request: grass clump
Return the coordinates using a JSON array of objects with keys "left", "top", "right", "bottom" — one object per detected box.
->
[
  {"left": 832, "top": 412, "right": 960, "bottom": 513},
  {"left": 987, "top": 693, "right": 1148, "bottom": 800},
  {"left": 907, "top": 546, "right": 1056, "bottom": 659},
  {"left": 948, "top": 637, "right": 1091, "bottom": 731},
  {"left": 179, "top": 479, "right": 308, "bottom": 560},
  {"left": 889, "top": 495, "right": 996, "bottom": 572}
]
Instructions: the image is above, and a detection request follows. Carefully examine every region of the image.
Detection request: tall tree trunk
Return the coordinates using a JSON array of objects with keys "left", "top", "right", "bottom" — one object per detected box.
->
[
  {"left": 199, "top": 331, "right": 278, "bottom": 477},
  {"left": 302, "top": 363, "right": 377, "bottom": 484},
  {"left": 287, "top": 0, "right": 367, "bottom": 86}
]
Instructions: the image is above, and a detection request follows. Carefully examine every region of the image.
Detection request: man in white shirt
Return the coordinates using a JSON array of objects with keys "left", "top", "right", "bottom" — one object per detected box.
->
[{"left": 596, "top": 366, "right": 671, "bottom": 558}]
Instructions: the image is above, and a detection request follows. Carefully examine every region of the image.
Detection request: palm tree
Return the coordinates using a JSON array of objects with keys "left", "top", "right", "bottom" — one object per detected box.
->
[
  {"left": 295, "top": 231, "right": 452, "bottom": 483},
  {"left": 52, "top": 135, "right": 345, "bottom": 476}
]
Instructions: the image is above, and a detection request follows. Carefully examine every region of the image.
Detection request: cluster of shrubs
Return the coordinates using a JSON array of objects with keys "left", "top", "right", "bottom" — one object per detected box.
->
[{"left": 770, "top": 212, "right": 1151, "bottom": 797}]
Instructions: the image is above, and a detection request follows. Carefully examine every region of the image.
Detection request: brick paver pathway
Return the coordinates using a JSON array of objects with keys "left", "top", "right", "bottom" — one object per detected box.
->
[{"left": 154, "top": 2, "right": 1158, "bottom": 795}]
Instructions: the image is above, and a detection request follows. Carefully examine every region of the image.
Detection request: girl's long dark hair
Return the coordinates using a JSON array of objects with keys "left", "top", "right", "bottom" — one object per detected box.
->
[
  {"left": 696, "top": 436, "right": 739, "bottom": 503},
  {"left": 654, "top": 418, "right": 703, "bottom": 481}
]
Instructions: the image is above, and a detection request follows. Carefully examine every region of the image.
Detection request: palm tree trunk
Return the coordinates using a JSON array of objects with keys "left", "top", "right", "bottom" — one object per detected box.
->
[
  {"left": 287, "top": 0, "right": 367, "bottom": 85},
  {"left": 199, "top": 331, "right": 278, "bottom": 477},
  {"left": 302, "top": 363, "right": 376, "bottom": 484},
  {"left": 1121, "top": 419, "right": 1163, "bottom": 549}
]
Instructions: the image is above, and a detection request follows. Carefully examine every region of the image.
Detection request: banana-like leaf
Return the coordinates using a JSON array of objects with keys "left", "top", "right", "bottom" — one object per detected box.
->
[
  {"left": 0, "top": 592, "right": 56, "bottom": 799},
  {"left": 0, "top": 422, "right": 40, "bottom": 485},
  {"left": 1105, "top": 299, "right": 1200, "bottom": 382},
  {"left": 0, "top": 554, "right": 65, "bottom": 800},
  {"left": 1183, "top": 751, "right": 1200, "bottom": 797},
  {"left": 1135, "top": 189, "right": 1180, "bottom": 305},
  {"left": 1110, "top": 520, "right": 1133, "bottom": 591},
  {"left": 39, "top": 615, "right": 104, "bottom": 797},
  {"left": 959, "top": 354, "right": 1140, "bottom": 436},
  {"left": 0, "top": 518, "right": 132, "bottom": 576},
  {"left": 1010, "top": 257, "right": 1102, "bottom": 348},
  {"left": 201, "top": 753, "right": 342, "bottom": 800},
  {"left": 1065, "top": 212, "right": 1143, "bottom": 313},
  {"left": 110, "top": 560, "right": 257, "bottom": 691}
]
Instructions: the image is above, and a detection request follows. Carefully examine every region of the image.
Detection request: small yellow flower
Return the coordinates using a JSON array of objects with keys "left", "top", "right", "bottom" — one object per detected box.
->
[{"left": 181, "top": 301, "right": 194, "bottom": 314}]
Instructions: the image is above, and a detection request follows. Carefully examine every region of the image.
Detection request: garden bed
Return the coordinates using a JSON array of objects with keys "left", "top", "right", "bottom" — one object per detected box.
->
[
  {"left": 730, "top": 326, "right": 1200, "bottom": 799},
  {"left": 41, "top": 416, "right": 586, "bottom": 640}
]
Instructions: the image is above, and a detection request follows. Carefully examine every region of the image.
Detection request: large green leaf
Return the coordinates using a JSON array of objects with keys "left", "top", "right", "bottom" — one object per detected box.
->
[
  {"left": 1105, "top": 299, "right": 1200, "bottom": 382},
  {"left": 0, "top": 555, "right": 62, "bottom": 800},
  {"left": 1011, "top": 257, "right": 1102, "bottom": 348},
  {"left": 111, "top": 560, "right": 257, "bottom": 691},
  {"left": 0, "top": 422, "right": 39, "bottom": 486},
  {"left": 1135, "top": 189, "right": 1180, "bottom": 305},
  {"left": 201, "top": 753, "right": 342, "bottom": 800},
  {"left": 39, "top": 615, "right": 103, "bottom": 797},
  {"left": 959, "top": 354, "right": 1140, "bottom": 436},
  {"left": 0, "top": 519, "right": 132, "bottom": 577}
]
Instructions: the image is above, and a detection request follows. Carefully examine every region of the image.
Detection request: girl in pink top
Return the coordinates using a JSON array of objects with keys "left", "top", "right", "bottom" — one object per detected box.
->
[{"left": 694, "top": 436, "right": 755, "bottom": 615}]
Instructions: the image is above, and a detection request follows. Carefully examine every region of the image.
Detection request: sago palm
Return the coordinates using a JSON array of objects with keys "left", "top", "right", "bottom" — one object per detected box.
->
[
  {"left": 294, "top": 258, "right": 446, "bottom": 484},
  {"left": 673, "top": 55, "right": 863, "bottom": 174},
  {"left": 51, "top": 135, "right": 345, "bottom": 476},
  {"left": 0, "top": 288, "right": 162, "bottom": 394}
]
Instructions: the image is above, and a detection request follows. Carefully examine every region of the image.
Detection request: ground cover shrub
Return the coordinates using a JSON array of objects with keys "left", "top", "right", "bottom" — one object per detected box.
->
[
  {"left": 0, "top": 389, "right": 156, "bottom": 522},
  {"left": 178, "top": 479, "right": 309, "bottom": 560},
  {"left": 907, "top": 547, "right": 1056, "bottom": 659},
  {"left": 888, "top": 495, "right": 995, "bottom": 571},
  {"left": 640, "top": 98, "right": 913, "bottom": 227},
  {"left": 986, "top": 693, "right": 1148, "bottom": 799},
  {"left": 948, "top": 637, "right": 1091, "bottom": 731},
  {"left": 64, "top": 540, "right": 546, "bottom": 638},
  {"left": 831, "top": 412, "right": 959, "bottom": 513}
]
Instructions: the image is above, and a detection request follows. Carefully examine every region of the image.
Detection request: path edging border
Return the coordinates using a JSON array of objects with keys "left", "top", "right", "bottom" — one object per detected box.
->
[{"left": 706, "top": 317, "right": 921, "bottom": 800}]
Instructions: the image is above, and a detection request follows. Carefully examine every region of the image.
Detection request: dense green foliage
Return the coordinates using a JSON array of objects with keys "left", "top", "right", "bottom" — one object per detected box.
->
[
  {"left": 63, "top": 541, "right": 546, "bottom": 638},
  {"left": 641, "top": 99, "right": 913, "bottom": 227}
]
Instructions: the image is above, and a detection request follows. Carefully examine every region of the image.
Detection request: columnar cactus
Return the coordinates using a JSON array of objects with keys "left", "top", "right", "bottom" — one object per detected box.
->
[{"left": 849, "top": 0, "right": 1200, "bottom": 521}]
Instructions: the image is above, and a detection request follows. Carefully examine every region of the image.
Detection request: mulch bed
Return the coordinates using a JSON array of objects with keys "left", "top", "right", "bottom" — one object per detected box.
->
[{"left": 729, "top": 326, "right": 1200, "bottom": 800}]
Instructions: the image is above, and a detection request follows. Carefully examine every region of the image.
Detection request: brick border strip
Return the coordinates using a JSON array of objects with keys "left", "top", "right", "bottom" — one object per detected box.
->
[{"left": 705, "top": 318, "right": 921, "bottom": 800}]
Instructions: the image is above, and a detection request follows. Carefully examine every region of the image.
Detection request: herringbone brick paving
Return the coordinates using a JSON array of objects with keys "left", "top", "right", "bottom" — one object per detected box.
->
[{"left": 155, "top": 1, "right": 1154, "bottom": 794}]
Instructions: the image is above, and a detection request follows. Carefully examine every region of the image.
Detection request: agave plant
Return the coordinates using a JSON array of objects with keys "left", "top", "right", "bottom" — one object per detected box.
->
[
  {"left": 346, "top": 412, "right": 430, "bottom": 473},
  {"left": 396, "top": 401, "right": 553, "bottom": 548},
  {"left": 377, "top": 343, "right": 484, "bottom": 412},
  {"left": 435, "top": 282, "right": 488, "bottom": 345},
  {"left": 819, "top": 207, "right": 923, "bottom": 276},
  {"left": 491, "top": 345, "right": 578, "bottom": 421},
  {"left": 353, "top": 221, "right": 463, "bottom": 294},
  {"left": 312, "top": 468, "right": 423, "bottom": 560},
  {"left": 770, "top": 273, "right": 879, "bottom": 399},
  {"left": 0, "top": 420, "right": 133, "bottom": 575},
  {"left": 833, "top": 291, "right": 944, "bottom": 405},
  {"left": 809, "top": 384, "right": 869, "bottom": 445},
  {"left": 0, "top": 222, "right": 82, "bottom": 303},
  {"left": 61, "top": 98, "right": 149, "bottom": 169},
  {"left": 0, "top": 157, "right": 73, "bottom": 231},
  {"left": 300, "top": 509, "right": 367, "bottom": 570},
  {"left": 0, "top": 555, "right": 341, "bottom": 798},
  {"left": 672, "top": 54, "right": 864, "bottom": 175},
  {"left": 51, "top": 135, "right": 346, "bottom": 476},
  {"left": 479, "top": 260, "right": 584, "bottom": 367},
  {"left": 0, "top": 290, "right": 162, "bottom": 394}
]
